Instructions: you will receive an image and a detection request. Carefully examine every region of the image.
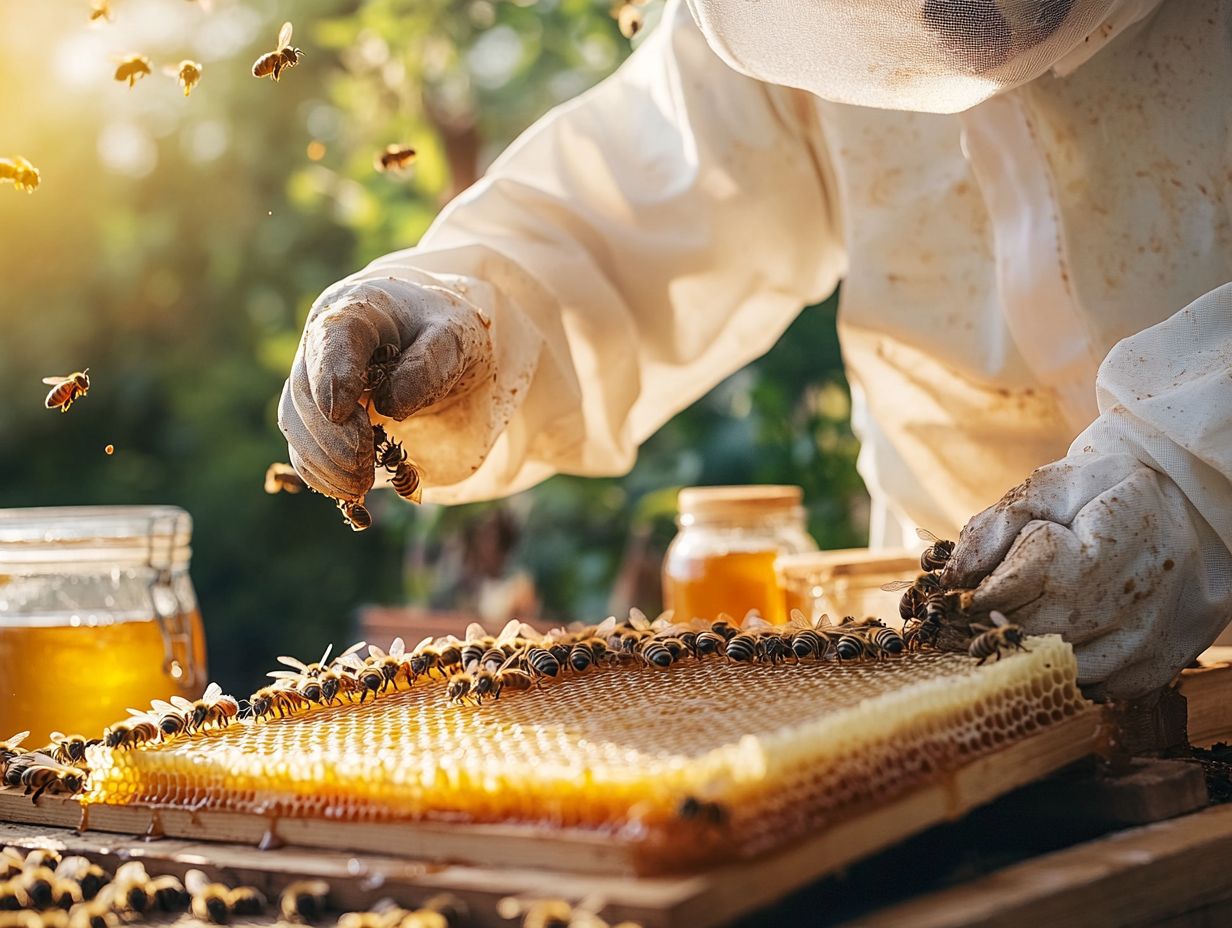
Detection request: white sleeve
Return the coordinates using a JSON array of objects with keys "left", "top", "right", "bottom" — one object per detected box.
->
[
  {"left": 343, "top": 0, "right": 843, "bottom": 503},
  {"left": 1074, "top": 282, "right": 1232, "bottom": 552}
]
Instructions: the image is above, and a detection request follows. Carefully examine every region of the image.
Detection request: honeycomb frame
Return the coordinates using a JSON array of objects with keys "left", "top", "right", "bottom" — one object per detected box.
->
[{"left": 81, "top": 635, "right": 1087, "bottom": 871}]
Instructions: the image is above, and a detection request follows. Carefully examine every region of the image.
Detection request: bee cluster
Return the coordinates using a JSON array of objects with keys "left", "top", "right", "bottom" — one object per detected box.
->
[{"left": 497, "top": 896, "right": 643, "bottom": 928}]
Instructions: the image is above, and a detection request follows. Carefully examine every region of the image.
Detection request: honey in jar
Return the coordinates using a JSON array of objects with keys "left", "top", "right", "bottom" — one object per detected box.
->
[
  {"left": 0, "top": 506, "right": 207, "bottom": 746},
  {"left": 662, "top": 486, "right": 817, "bottom": 624}
]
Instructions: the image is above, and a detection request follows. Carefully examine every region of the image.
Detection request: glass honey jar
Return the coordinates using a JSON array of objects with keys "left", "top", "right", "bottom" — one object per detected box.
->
[
  {"left": 0, "top": 506, "right": 207, "bottom": 746},
  {"left": 662, "top": 486, "right": 817, "bottom": 625}
]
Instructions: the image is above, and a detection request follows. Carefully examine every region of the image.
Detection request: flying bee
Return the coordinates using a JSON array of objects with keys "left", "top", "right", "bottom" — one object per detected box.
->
[
  {"left": 172, "top": 682, "right": 240, "bottom": 732},
  {"left": 615, "top": 2, "right": 644, "bottom": 40},
  {"left": 45, "top": 732, "right": 97, "bottom": 767},
  {"left": 88, "top": 0, "right": 113, "bottom": 23},
  {"left": 16, "top": 755, "right": 85, "bottom": 803},
  {"left": 113, "top": 54, "right": 151, "bottom": 88},
  {"left": 102, "top": 716, "right": 159, "bottom": 750},
  {"left": 0, "top": 157, "right": 40, "bottom": 193},
  {"left": 917, "top": 527, "right": 956, "bottom": 573},
  {"left": 252, "top": 21, "right": 304, "bottom": 81},
  {"left": 337, "top": 498, "right": 372, "bottom": 532},
  {"left": 42, "top": 370, "right": 89, "bottom": 413},
  {"left": 968, "top": 610, "right": 1029, "bottom": 665},
  {"left": 374, "top": 145, "right": 417, "bottom": 174},
  {"left": 248, "top": 683, "right": 310, "bottom": 721},
  {"left": 279, "top": 880, "right": 330, "bottom": 923},
  {"left": 264, "top": 462, "right": 306, "bottom": 494},
  {"left": 163, "top": 60, "right": 202, "bottom": 96}
]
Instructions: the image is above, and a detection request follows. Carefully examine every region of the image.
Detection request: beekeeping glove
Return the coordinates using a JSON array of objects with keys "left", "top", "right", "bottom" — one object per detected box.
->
[
  {"left": 278, "top": 276, "right": 495, "bottom": 501},
  {"left": 942, "top": 450, "right": 1232, "bottom": 701}
]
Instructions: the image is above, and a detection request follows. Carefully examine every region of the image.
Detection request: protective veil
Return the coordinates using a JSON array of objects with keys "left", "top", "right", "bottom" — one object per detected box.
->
[
  {"left": 283, "top": 0, "right": 1232, "bottom": 696},
  {"left": 687, "top": 0, "right": 1161, "bottom": 113}
]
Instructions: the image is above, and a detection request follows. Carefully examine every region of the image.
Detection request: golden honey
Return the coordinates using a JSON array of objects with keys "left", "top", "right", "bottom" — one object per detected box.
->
[
  {"left": 84, "top": 636, "right": 1086, "bottom": 872},
  {"left": 664, "top": 549, "right": 786, "bottom": 624},
  {"left": 0, "top": 612, "right": 205, "bottom": 747}
]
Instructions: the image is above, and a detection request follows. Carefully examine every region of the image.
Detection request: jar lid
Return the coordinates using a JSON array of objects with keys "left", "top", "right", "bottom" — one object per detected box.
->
[
  {"left": 677, "top": 485, "right": 803, "bottom": 521},
  {"left": 0, "top": 506, "right": 191, "bottom": 566}
]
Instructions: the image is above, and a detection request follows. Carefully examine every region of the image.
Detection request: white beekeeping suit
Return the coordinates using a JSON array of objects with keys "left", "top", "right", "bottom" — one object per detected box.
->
[{"left": 281, "top": 0, "right": 1232, "bottom": 698}]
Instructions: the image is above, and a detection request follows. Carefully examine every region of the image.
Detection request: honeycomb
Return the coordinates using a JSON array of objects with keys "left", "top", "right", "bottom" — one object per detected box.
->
[{"left": 82, "top": 635, "right": 1086, "bottom": 872}]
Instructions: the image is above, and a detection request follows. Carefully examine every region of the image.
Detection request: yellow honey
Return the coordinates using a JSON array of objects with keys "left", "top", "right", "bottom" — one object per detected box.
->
[
  {"left": 83, "top": 636, "right": 1086, "bottom": 871},
  {"left": 0, "top": 613, "right": 205, "bottom": 747}
]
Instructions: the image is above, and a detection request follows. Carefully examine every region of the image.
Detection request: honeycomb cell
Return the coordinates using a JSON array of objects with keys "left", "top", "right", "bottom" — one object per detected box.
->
[{"left": 81, "top": 636, "right": 1086, "bottom": 871}]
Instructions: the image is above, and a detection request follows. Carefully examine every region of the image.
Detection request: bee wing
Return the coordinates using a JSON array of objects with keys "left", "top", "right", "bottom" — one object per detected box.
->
[
  {"left": 319, "top": 643, "right": 334, "bottom": 666},
  {"left": 277, "top": 20, "right": 293, "bottom": 47},
  {"left": 787, "top": 609, "right": 811, "bottom": 631},
  {"left": 169, "top": 695, "right": 194, "bottom": 711},
  {"left": 463, "top": 660, "right": 480, "bottom": 673},
  {"left": 55, "top": 856, "right": 90, "bottom": 880},
  {"left": 268, "top": 670, "right": 301, "bottom": 681},
  {"left": 816, "top": 613, "right": 835, "bottom": 628},
  {"left": 881, "top": 579, "right": 915, "bottom": 592},
  {"left": 594, "top": 616, "right": 617, "bottom": 638},
  {"left": 628, "top": 608, "right": 650, "bottom": 632},
  {"left": 41, "top": 376, "right": 68, "bottom": 385},
  {"left": 411, "top": 636, "right": 435, "bottom": 654},
  {"left": 494, "top": 619, "right": 523, "bottom": 648},
  {"left": 388, "top": 636, "right": 405, "bottom": 658},
  {"left": 496, "top": 651, "right": 523, "bottom": 673},
  {"left": 184, "top": 868, "right": 209, "bottom": 895},
  {"left": 150, "top": 699, "right": 179, "bottom": 714},
  {"left": 48, "top": 731, "right": 66, "bottom": 742},
  {"left": 334, "top": 641, "right": 367, "bottom": 665},
  {"left": 126, "top": 707, "right": 152, "bottom": 718},
  {"left": 367, "top": 644, "right": 388, "bottom": 660},
  {"left": 916, "top": 527, "right": 942, "bottom": 544},
  {"left": 716, "top": 612, "right": 735, "bottom": 625},
  {"left": 743, "top": 614, "right": 774, "bottom": 633},
  {"left": 336, "top": 653, "right": 365, "bottom": 670},
  {"left": 203, "top": 682, "right": 222, "bottom": 701},
  {"left": 988, "top": 610, "right": 1010, "bottom": 628},
  {"left": 22, "top": 752, "right": 62, "bottom": 767},
  {"left": 277, "top": 655, "right": 309, "bottom": 672},
  {"left": 464, "top": 622, "right": 488, "bottom": 642}
]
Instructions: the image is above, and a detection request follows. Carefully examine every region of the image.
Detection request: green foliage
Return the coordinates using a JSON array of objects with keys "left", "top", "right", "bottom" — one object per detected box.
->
[{"left": 0, "top": 0, "right": 864, "bottom": 693}]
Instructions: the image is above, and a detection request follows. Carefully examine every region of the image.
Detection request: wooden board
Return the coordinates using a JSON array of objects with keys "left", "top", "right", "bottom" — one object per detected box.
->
[
  {"left": 0, "top": 708, "right": 1101, "bottom": 928},
  {"left": 1179, "top": 647, "right": 1232, "bottom": 747},
  {"left": 848, "top": 804, "right": 1232, "bottom": 928}
]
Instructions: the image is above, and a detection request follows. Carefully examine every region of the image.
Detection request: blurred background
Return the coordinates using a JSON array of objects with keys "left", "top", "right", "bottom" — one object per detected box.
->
[{"left": 0, "top": 0, "right": 867, "bottom": 694}]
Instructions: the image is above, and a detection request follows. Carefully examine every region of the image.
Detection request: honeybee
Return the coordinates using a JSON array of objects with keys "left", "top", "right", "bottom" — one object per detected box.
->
[
  {"left": 493, "top": 659, "right": 535, "bottom": 700},
  {"left": 710, "top": 613, "right": 740, "bottom": 641},
  {"left": 338, "top": 498, "right": 372, "bottom": 532},
  {"left": 67, "top": 886, "right": 121, "bottom": 928},
  {"left": 144, "top": 700, "right": 188, "bottom": 739},
  {"left": 272, "top": 642, "right": 364, "bottom": 705},
  {"left": 372, "top": 428, "right": 405, "bottom": 472},
  {"left": 446, "top": 662, "right": 480, "bottom": 705},
  {"left": 279, "top": 880, "right": 330, "bottom": 923},
  {"left": 88, "top": 0, "right": 113, "bottom": 23},
  {"left": 42, "top": 371, "right": 89, "bottom": 413},
  {"left": 16, "top": 755, "right": 85, "bottom": 803},
  {"left": 148, "top": 874, "right": 189, "bottom": 912},
  {"left": 0, "top": 847, "right": 25, "bottom": 881},
  {"left": 0, "top": 730, "right": 31, "bottom": 767},
  {"left": 102, "top": 716, "right": 159, "bottom": 750},
  {"left": 391, "top": 461, "right": 422, "bottom": 503},
  {"left": 48, "top": 875, "right": 83, "bottom": 911},
  {"left": 252, "top": 22, "right": 304, "bottom": 81},
  {"left": 567, "top": 624, "right": 610, "bottom": 673},
  {"left": 111, "top": 863, "right": 155, "bottom": 918},
  {"left": 834, "top": 633, "right": 869, "bottom": 661},
  {"left": 460, "top": 622, "right": 496, "bottom": 670},
  {"left": 113, "top": 54, "right": 151, "bottom": 88},
  {"left": 868, "top": 625, "right": 906, "bottom": 657},
  {"left": 45, "top": 732, "right": 96, "bottom": 767},
  {"left": 638, "top": 635, "right": 680, "bottom": 669},
  {"left": 162, "top": 60, "right": 202, "bottom": 96},
  {"left": 408, "top": 635, "right": 463, "bottom": 681},
  {"left": 16, "top": 866, "right": 56, "bottom": 909},
  {"left": 247, "top": 683, "right": 310, "bottom": 721},
  {"left": 785, "top": 609, "right": 831, "bottom": 660},
  {"left": 175, "top": 682, "right": 240, "bottom": 732},
  {"left": 264, "top": 462, "right": 306, "bottom": 495},
  {"left": 374, "top": 145, "right": 417, "bottom": 174},
  {"left": 185, "top": 870, "right": 265, "bottom": 923},
  {"left": 615, "top": 2, "right": 644, "bottom": 40},
  {"left": 366, "top": 346, "right": 400, "bottom": 396},
  {"left": 917, "top": 527, "right": 956, "bottom": 573},
  {"left": 0, "top": 157, "right": 40, "bottom": 193},
  {"left": 23, "top": 849, "right": 61, "bottom": 872},
  {"left": 54, "top": 857, "right": 109, "bottom": 901},
  {"left": 968, "top": 611, "right": 1028, "bottom": 665}
]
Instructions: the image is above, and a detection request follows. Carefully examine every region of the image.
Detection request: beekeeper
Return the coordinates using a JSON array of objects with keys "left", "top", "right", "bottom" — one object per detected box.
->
[{"left": 280, "top": 0, "right": 1232, "bottom": 700}]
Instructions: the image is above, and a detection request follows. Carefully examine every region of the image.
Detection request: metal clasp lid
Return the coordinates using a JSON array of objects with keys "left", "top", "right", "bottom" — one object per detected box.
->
[{"left": 145, "top": 509, "right": 198, "bottom": 690}]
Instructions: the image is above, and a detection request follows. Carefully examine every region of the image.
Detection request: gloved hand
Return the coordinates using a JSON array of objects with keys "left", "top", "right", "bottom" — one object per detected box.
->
[
  {"left": 278, "top": 277, "right": 495, "bottom": 500},
  {"left": 941, "top": 452, "right": 1230, "bottom": 700}
]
